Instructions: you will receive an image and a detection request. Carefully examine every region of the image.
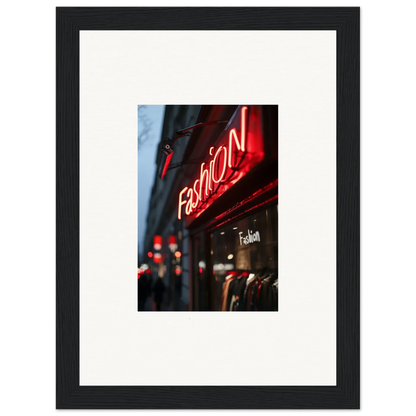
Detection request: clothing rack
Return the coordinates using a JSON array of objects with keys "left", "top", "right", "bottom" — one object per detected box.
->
[{"left": 220, "top": 268, "right": 278, "bottom": 311}]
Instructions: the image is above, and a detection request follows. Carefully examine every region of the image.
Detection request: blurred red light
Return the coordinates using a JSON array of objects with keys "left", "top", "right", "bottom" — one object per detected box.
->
[
  {"left": 146, "top": 269, "right": 151, "bottom": 275},
  {"left": 168, "top": 235, "right": 178, "bottom": 252},
  {"left": 199, "top": 268, "right": 203, "bottom": 274},
  {"left": 148, "top": 251, "right": 153, "bottom": 258},
  {"left": 153, "top": 235, "right": 162, "bottom": 250},
  {"left": 174, "top": 251, "right": 182, "bottom": 258}
]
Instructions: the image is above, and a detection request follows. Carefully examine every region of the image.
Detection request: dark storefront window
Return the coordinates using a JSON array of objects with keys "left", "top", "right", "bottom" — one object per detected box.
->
[
  {"left": 210, "top": 203, "right": 278, "bottom": 311},
  {"left": 192, "top": 233, "right": 207, "bottom": 311}
]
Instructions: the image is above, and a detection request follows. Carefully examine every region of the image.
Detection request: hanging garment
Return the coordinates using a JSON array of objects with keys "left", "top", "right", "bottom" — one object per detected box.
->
[
  {"left": 220, "top": 275, "right": 235, "bottom": 311},
  {"left": 243, "top": 275, "right": 257, "bottom": 311},
  {"left": 260, "top": 276, "right": 272, "bottom": 310},
  {"left": 256, "top": 273, "right": 279, "bottom": 311},
  {"left": 260, "top": 275, "right": 278, "bottom": 311},
  {"left": 256, "top": 272, "right": 275, "bottom": 311},
  {"left": 251, "top": 277, "right": 262, "bottom": 311},
  {"left": 271, "top": 278, "right": 278, "bottom": 311},
  {"left": 228, "top": 274, "right": 248, "bottom": 311}
]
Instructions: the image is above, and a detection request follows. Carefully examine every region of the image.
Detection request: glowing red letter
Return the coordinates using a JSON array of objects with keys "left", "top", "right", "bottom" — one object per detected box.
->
[
  {"left": 178, "top": 187, "right": 188, "bottom": 220},
  {"left": 212, "top": 145, "right": 227, "bottom": 183},
  {"left": 199, "top": 163, "right": 210, "bottom": 200},
  {"left": 228, "top": 106, "right": 248, "bottom": 168},
  {"left": 209, "top": 160, "right": 214, "bottom": 192},
  {"left": 192, "top": 179, "right": 200, "bottom": 209},
  {"left": 186, "top": 188, "right": 194, "bottom": 215}
]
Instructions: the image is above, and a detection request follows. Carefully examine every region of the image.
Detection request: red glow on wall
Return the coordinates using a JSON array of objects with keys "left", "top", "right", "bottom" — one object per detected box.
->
[
  {"left": 213, "top": 178, "right": 279, "bottom": 229},
  {"left": 147, "top": 251, "right": 153, "bottom": 258},
  {"left": 161, "top": 152, "right": 173, "bottom": 179},
  {"left": 177, "top": 106, "right": 265, "bottom": 221},
  {"left": 199, "top": 267, "right": 203, "bottom": 274}
]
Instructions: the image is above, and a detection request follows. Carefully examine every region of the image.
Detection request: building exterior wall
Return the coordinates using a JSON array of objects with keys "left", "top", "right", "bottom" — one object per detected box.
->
[{"left": 142, "top": 105, "right": 201, "bottom": 310}]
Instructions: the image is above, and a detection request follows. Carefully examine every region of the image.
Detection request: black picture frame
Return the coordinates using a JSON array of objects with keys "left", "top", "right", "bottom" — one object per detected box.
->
[{"left": 56, "top": 7, "right": 359, "bottom": 409}]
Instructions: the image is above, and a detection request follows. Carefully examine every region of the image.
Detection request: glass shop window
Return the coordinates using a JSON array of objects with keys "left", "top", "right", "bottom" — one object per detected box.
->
[
  {"left": 210, "top": 203, "right": 278, "bottom": 311},
  {"left": 193, "top": 233, "right": 207, "bottom": 311}
]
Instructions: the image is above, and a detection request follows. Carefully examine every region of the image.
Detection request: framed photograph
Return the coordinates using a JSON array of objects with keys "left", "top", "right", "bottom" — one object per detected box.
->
[{"left": 57, "top": 7, "right": 359, "bottom": 409}]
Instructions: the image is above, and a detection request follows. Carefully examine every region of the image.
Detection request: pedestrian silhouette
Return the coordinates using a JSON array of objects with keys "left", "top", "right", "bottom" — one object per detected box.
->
[
  {"left": 138, "top": 272, "right": 150, "bottom": 311},
  {"left": 153, "top": 277, "right": 166, "bottom": 311}
]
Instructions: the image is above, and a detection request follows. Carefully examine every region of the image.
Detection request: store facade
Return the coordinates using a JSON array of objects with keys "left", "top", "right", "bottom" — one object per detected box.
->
[{"left": 141, "top": 105, "right": 278, "bottom": 311}]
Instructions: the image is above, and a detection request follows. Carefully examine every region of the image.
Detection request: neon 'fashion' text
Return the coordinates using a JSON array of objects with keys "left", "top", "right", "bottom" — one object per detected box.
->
[{"left": 178, "top": 106, "right": 249, "bottom": 220}]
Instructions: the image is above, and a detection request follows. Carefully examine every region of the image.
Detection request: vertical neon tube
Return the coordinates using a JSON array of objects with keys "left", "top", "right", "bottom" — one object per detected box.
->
[
  {"left": 209, "top": 160, "right": 214, "bottom": 192},
  {"left": 208, "top": 147, "right": 215, "bottom": 193},
  {"left": 192, "top": 179, "right": 200, "bottom": 209},
  {"left": 228, "top": 106, "right": 248, "bottom": 168},
  {"left": 240, "top": 106, "right": 248, "bottom": 152},
  {"left": 199, "top": 162, "right": 209, "bottom": 200},
  {"left": 212, "top": 146, "right": 227, "bottom": 183},
  {"left": 228, "top": 129, "right": 240, "bottom": 168},
  {"left": 178, "top": 187, "right": 188, "bottom": 220},
  {"left": 186, "top": 188, "right": 194, "bottom": 215}
]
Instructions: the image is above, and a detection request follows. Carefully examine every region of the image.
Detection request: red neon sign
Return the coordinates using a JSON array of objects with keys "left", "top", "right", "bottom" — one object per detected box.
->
[{"left": 178, "top": 106, "right": 264, "bottom": 220}]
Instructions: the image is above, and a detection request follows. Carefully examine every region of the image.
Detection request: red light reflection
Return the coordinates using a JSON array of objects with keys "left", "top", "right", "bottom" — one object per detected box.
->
[{"left": 161, "top": 152, "right": 173, "bottom": 179}]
